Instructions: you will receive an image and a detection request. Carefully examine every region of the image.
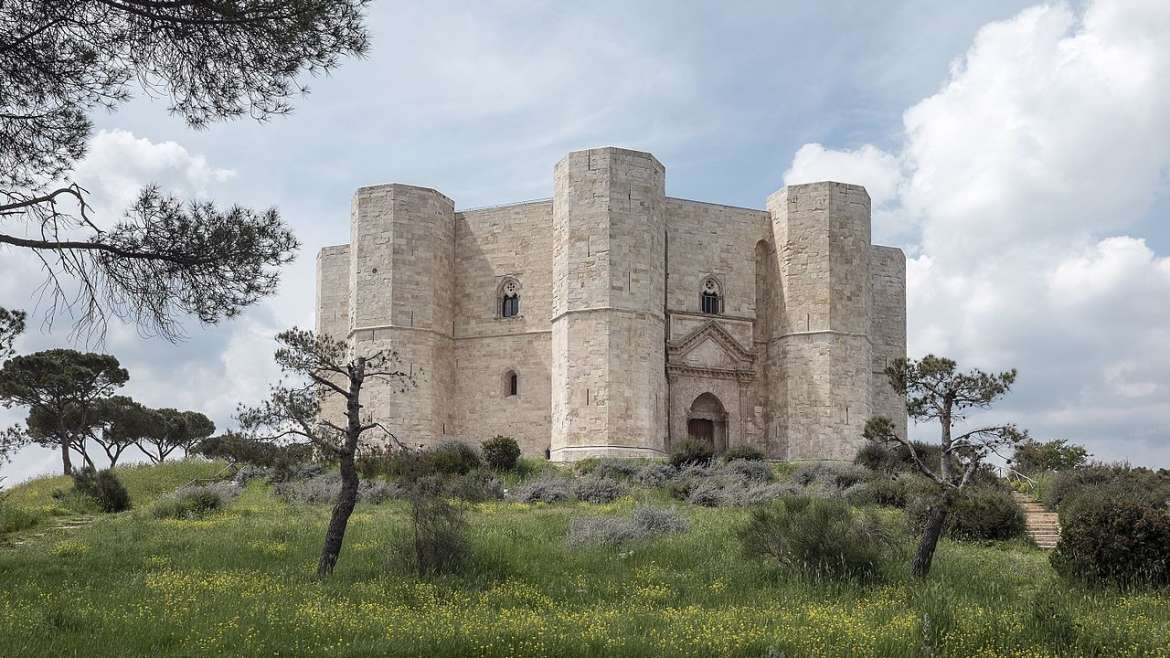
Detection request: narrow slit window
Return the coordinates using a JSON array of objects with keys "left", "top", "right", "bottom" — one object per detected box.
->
[{"left": 505, "top": 370, "right": 518, "bottom": 397}]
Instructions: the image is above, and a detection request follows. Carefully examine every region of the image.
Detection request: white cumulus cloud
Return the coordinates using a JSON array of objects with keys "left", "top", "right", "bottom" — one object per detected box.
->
[{"left": 785, "top": 0, "right": 1170, "bottom": 465}]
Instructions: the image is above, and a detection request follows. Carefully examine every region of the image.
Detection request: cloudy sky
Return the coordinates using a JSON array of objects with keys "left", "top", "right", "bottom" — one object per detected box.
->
[{"left": 3, "top": 0, "right": 1169, "bottom": 481}]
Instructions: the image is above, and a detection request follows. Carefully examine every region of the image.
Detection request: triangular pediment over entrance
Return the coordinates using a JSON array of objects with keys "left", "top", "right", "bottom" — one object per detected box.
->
[{"left": 668, "top": 321, "right": 755, "bottom": 380}]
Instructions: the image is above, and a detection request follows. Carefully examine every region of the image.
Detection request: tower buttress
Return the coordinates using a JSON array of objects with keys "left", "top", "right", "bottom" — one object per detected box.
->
[
  {"left": 767, "top": 182, "right": 872, "bottom": 460},
  {"left": 550, "top": 147, "right": 668, "bottom": 460},
  {"left": 349, "top": 184, "right": 455, "bottom": 446}
]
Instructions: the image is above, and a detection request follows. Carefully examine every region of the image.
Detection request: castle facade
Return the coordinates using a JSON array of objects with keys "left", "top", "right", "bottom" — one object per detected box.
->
[{"left": 316, "top": 147, "right": 906, "bottom": 461}]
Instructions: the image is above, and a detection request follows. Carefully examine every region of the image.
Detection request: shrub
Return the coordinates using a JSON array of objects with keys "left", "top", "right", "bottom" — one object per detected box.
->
[
  {"left": 633, "top": 462, "right": 675, "bottom": 487},
  {"left": 566, "top": 516, "right": 643, "bottom": 548},
  {"left": 631, "top": 505, "right": 690, "bottom": 534},
  {"left": 1011, "top": 439, "right": 1089, "bottom": 475},
  {"left": 792, "top": 462, "right": 869, "bottom": 491},
  {"left": 722, "top": 458, "right": 772, "bottom": 483},
  {"left": 355, "top": 443, "right": 400, "bottom": 479},
  {"left": 573, "top": 476, "right": 627, "bottom": 504},
  {"left": 423, "top": 441, "right": 482, "bottom": 475},
  {"left": 669, "top": 439, "right": 714, "bottom": 468},
  {"left": 150, "top": 482, "right": 239, "bottom": 520},
  {"left": 195, "top": 434, "right": 312, "bottom": 481},
  {"left": 845, "top": 477, "right": 909, "bottom": 508},
  {"left": 1051, "top": 497, "right": 1170, "bottom": 587},
  {"left": 480, "top": 436, "right": 521, "bottom": 471},
  {"left": 722, "top": 445, "right": 765, "bottom": 462},
  {"left": 445, "top": 471, "right": 504, "bottom": 503},
  {"left": 71, "top": 467, "right": 131, "bottom": 513},
  {"left": 589, "top": 458, "right": 641, "bottom": 480},
  {"left": 232, "top": 464, "right": 271, "bottom": 486},
  {"left": 0, "top": 503, "right": 38, "bottom": 534},
  {"left": 854, "top": 441, "right": 942, "bottom": 474},
  {"left": 1045, "top": 463, "right": 1170, "bottom": 516},
  {"left": 397, "top": 481, "right": 468, "bottom": 577},
  {"left": 738, "top": 496, "right": 895, "bottom": 581},
  {"left": 514, "top": 476, "right": 571, "bottom": 504},
  {"left": 567, "top": 505, "right": 689, "bottom": 548},
  {"left": 906, "top": 487, "right": 1025, "bottom": 541},
  {"left": 274, "top": 474, "right": 404, "bottom": 505},
  {"left": 684, "top": 476, "right": 798, "bottom": 508}
]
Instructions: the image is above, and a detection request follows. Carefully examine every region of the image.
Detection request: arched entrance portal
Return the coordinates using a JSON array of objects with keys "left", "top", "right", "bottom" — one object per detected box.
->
[{"left": 687, "top": 393, "right": 728, "bottom": 454}]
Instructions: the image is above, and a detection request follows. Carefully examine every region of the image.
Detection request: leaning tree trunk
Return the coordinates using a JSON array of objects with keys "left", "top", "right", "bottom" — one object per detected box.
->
[
  {"left": 316, "top": 451, "right": 359, "bottom": 576},
  {"left": 912, "top": 499, "right": 950, "bottom": 578},
  {"left": 316, "top": 357, "right": 365, "bottom": 577}
]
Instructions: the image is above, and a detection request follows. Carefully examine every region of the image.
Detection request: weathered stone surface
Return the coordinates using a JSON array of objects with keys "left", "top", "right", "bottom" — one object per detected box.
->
[{"left": 316, "top": 148, "right": 906, "bottom": 461}]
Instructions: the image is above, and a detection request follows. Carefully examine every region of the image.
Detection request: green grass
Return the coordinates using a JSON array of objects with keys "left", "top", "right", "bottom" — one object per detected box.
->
[
  {"left": 3, "top": 459, "right": 228, "bottom": 512},
  {"left": 0, "top": 465, "right": 1167, "bottom": 657}
]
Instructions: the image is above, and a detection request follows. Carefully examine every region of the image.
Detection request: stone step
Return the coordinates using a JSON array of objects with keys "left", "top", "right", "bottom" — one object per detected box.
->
[{"left": 1013, "top": 493, "right": 1061, "bottom": 550}]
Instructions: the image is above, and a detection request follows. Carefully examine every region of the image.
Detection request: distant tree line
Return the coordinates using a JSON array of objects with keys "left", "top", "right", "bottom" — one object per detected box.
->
[{"left": 0, "top": 348, "right": 214, "bottom": 473}]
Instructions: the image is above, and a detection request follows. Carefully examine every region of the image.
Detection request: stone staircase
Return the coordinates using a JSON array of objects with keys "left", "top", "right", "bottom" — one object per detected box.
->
[{"left": 1013, "top": 492, "right": 1060, "bottom": 549}]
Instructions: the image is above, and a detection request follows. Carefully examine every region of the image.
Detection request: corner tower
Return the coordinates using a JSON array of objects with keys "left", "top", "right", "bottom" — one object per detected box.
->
[
  {"left": 550, "top": 148, "right": 668, "bottom": 460},
  {"left": 348, "top": 184, "right": 456, "bottom": 446},
  {"left": 767, "top": 182, "right": 873, "bottom": 460}
]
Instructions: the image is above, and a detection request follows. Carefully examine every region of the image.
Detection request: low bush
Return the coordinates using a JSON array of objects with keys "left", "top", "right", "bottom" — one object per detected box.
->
[
  {"left": 566, "top": 516, "right": 642, "bottom": 548},
  {"left": 633, "top": 462, "right": 675, "bottom": 487},
  {"left": 669, "top": 439, "right": 714, "bottom": 469},
  {"left": 683, "top": 476, "right": 798, "bottom": 508},
  {"left": 567, "top": 505, "right": 689, "bottom": 548},
  {"left": 274, "top": 475, "right": 404, "bottom": 505},
  {"left": 480, "top": 436, "right": 521, "bottom": 471},
  {"left": 844, "top": 477, "right": 909, "bottom": 508},
  {"left": 0, "top": 502, "right": 38, "bottom": 534},
  {"left": 150, "top": 482, "right": 240, "bottom": 520},
  {"left": 723, "top": 458, "right": 772, "bottom": 483},
  {"left": 514, "top": 476, "right": 571, "bottom": 503},
  {"left": 195, "top": 434, "right": 313, "bottom": 481},
  {"left": 738, "top": 495, "right": 896, "bottom": 581},
  {"left": 395, "top": 482, "right": 468, "bottom": 577},
  {"left": 631, "top": 505, "right": 690, "bottom": 534},
  {"left": 1051, "top": 497, "right": 1170, "bottom": 587},
  {"left": 854, "top": 441, "right": 943, "bottom": 474},
  {"left": 355, "top": 443, "right": 399, "bottom": 479},
  {"left": 71, "top": 467, "right": 131, "bottom": 513},
  {"left": 792, "top": 462, "right": 870, "bottom": 492},
  {"left": 906, "top": 487, "right": 1025, "bottom": 541},
  {"left": 722, "top": 445, "right": 766, "bottom": 462},
  {"left": 445, "top": 471, "right": 504, "bottom": 503},
  {"left": 572, "top": 475, "right": 627, "bottom": 504},
  {"left": 422, "top": 441, "right": 482, "bottom": 476},
  {"left": 589, "top": 458, "right": 642, "bottom": 480},
  {"left": 1045, "top": 463, "right": 1170, "bottom": 517}
]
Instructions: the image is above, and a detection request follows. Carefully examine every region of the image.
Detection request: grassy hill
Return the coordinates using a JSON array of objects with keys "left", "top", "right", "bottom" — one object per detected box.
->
[{"left": 0, "top": 459, "right": 1167, "bottom": 657}]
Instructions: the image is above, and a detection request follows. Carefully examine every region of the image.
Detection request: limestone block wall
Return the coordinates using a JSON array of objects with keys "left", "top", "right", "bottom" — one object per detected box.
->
[
  {"left": 316, "top": 245, "right": 350, "bottom": 341},
  {"left": 451, "top": 201, "right": 554, "bottom": 454},
  {"left": 662, "top": 198, "right": 771, "bottom": 452},
  {"left": 870, "top": 245, "right": 908, "bottom": 439},
  {"left": 315, "top": 245, "right": 351, "bottom": 428},
  {"left": 663, "top": 199, "right": 770, "bottom": 319},
  {"left": 767, "top": 182, "right": 873, "bottom": 460},
  {"left": 349, "top": 184, "right": 455, "bottom": 447},
  {"left": 316, "top": 147, "right": 906, "bottom": 462},
  {"left": 550, "top": 148, "right": 667, "bottom": 460}
]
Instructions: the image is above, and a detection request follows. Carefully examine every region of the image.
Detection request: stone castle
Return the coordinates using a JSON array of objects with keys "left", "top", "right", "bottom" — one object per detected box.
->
[{"left": 316, "top": 147, "right": 906, "bottom": 461}]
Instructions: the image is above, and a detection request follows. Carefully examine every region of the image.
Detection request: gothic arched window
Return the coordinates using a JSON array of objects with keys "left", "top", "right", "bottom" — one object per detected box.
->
[
  {"left": 700, "top": 276, "right": 722, "bottom": 315},
  {"left": 504, "top": 370, "right": 519, "bottom": 397},
  {"left": 499, "top": 278, "right": 520, "bottom": 318}
]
